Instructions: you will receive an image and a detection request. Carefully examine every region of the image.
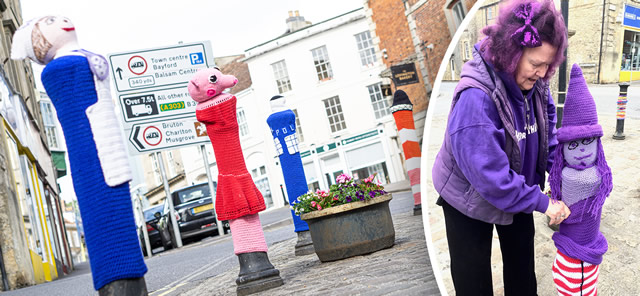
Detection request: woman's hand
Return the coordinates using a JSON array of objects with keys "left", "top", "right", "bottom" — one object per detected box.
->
[{"left": 545, "top": 198, "right": 571, "bottom": 225}]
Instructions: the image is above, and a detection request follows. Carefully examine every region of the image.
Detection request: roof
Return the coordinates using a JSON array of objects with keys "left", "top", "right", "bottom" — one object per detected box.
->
[{"left": 215, "top": 55, "right": 252, "bottom": 94}]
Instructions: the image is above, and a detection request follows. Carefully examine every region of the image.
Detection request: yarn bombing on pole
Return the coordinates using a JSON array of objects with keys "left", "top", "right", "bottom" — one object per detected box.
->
[
  {"left": 188, "top": 67, "right": 266, "bottom": 221},
  {"left": 549, "top": 64, "right": 612, "bottom": 295},
  {"left": 11, "top": 16, "right": 146, "bottom": 291}
]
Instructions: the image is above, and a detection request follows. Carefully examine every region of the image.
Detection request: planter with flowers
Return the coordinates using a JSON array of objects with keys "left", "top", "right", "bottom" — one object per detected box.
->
[{"left": 292, "top": 174, "right": 395, "bottom": 262}]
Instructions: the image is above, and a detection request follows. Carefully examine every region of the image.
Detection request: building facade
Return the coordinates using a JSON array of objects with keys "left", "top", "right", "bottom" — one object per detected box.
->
[{"left": 242, "top": 8, "right": 406, "bottom": 202}]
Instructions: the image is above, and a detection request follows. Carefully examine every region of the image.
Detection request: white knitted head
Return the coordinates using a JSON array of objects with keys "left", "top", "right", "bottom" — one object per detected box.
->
[
  {"left": 10, "top": 17, "right": 41, "bottom": 63},
  {"left": 270, "top": 95, "right": 287, "bottom": 113}
]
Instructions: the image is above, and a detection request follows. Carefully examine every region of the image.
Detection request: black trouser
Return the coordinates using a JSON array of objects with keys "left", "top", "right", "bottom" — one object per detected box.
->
[{"left": 439, "top": 197, "right": 537, "bottom": 296}]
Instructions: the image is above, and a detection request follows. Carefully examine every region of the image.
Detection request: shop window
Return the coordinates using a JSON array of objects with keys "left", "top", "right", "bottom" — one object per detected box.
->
[
  {"left": 323, "top": 96, "right": 347, "bottom": 133},
  {"left": 272, "top": 60, "right": 292, "bottom": 94},
  {"left": 622, "top": 30, "right": 640, "bottom": 71},
  {"left": 311, "top": 45, "right": 333, "bottom": 81},
  {"left": 355, "top": 31, "right": 377, "bottom": 67},
  {"left": 351, "top": 162, "right": 390, "bottom": 185},
  {"left": 367, "top": 83, "right": 390, "bottom": 119}
]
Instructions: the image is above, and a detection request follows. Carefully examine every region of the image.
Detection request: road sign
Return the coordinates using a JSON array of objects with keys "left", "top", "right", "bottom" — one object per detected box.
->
[
  {"left": 119, "top": 86, "right": 198, "bottom": 124},
  {"left": 109, "top": 43, "right": 212, "bottom": 92},
  {"left": 128, "top": 116, "right": 210, "bottom": 154},
  {"left": 108, "top": 41, "right": 214, "bottom": 155}
]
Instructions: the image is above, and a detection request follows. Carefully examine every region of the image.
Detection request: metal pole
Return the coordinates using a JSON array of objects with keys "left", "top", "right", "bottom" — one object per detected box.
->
[
  {"left": 613, "top": 83, "right": 629, "bottom": 140},
  {"left": 157, "top": 151, "right": 182, "bottom": 248},
  {"left": 136, "top": 196, "right": 153, "bottom": 257},
  {"left": 557, "top": 0, "right": 569, "bottom": 128},
  {"left": 279, "top": 184, "right": 288, "bottom": 205},
  {"left": 200, "top": 145, "right": 225, "bottom": 236}
]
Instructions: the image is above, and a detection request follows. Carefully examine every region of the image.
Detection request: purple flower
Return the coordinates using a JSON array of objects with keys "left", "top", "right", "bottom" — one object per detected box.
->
[
  {"left": 346, "top": 196, "right": 352, "bottom": 202},
  {"left": 369, "top": 191, "right": 376, "bottom": 198}
]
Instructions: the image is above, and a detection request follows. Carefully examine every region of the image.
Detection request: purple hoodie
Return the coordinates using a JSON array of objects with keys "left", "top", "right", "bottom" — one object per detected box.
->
[{"left": 432, "top": 43, "right": 557, "bottom": 225}]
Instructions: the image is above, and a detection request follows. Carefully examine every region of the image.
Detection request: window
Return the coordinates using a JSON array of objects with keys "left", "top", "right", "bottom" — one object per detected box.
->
[
  {"left": 274, "top": 138, "right": 284, "bottom": 155},
  {"left": 323, "top": 96, "right": 346, "bottom": 133},
  {"left": 40, "top": 101, "right": 59, "bottom": 149},
  {"left": 311, "top": 46, "right": 333, "bottom": 81},
  {"left": 292, "top": 109, "right": 304, "bottom": 142},
  {"left": 355, "top": 31, "right": 377, "bottom": 66},
  {"left": 486, "top": 5, "right": 495, "bottom": 21},
  {"left": 463, "top": 40, "right": 471, "bottom": 61},
  {"left": 271, "top": 60, "right": 292, "bottom": 94},
  {"left": 367, "top": 83, "right": 390, "bottom": 119},
  {"left": 284, "top": 134, "right": 299, "bottom": 154},
  {"left": 451, "top": 1, "right": 466, "bottom": 30},
  {"left": 150, "top": 153, "right": 162, "bottom": 185},
  {"left": 3, "top": 28, "right": 21, "bottom": 88},
  {"left": 167, "top": 151, "right": 176, "bottom": 177},
  {"left": 237, "top": 108, "right": 249, "bottom": 137}
]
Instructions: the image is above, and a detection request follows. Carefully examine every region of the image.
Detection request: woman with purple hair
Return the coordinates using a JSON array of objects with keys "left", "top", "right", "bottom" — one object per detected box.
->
[
  {"left": 548, "top": 64, "right": 611, "bottom": 296},
  {"left": 432, "top": 0, "right": 570, "bottom": 294}
]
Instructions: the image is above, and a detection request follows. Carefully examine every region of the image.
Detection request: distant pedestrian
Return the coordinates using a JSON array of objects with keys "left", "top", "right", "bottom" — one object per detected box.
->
[
  {"left": 431, "top": 0, "right": 569, "bottom": 295},
  {"left": 548, "top": 64, "right": 612, "bottom": 296}
]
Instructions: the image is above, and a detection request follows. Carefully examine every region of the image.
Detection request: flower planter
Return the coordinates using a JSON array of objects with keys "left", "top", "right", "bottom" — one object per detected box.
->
[{"left": 300, "top": 194, "right": 395, "bottom": 262}]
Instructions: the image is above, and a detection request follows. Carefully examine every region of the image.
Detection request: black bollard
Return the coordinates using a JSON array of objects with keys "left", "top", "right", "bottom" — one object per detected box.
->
[{"left": 613, "top": 83, "right": 630, "bottom": 140}]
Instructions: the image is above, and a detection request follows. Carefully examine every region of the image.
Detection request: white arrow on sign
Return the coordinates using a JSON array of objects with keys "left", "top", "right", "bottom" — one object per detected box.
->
[{"left": 128, "top": 117, "right": 210, "bottom": 154}]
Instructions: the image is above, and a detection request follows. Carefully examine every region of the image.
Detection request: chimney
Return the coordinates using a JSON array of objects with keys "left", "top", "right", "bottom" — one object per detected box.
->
[{"left": 286, "top": 10, "right": 311, "bottom": 32}]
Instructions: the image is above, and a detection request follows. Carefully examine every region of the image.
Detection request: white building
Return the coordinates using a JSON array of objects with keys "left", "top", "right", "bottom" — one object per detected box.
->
[{"left": 242, "top": 8, "right": 406, "bottom": 203}]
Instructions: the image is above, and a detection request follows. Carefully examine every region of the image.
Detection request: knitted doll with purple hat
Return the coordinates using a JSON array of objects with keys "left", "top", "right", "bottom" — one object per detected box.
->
[{"left": 549, "top": 64, "right": 612, "bottom": 295}]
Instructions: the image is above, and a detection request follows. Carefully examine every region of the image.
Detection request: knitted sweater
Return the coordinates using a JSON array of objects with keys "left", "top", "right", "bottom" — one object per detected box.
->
[
  {"left": 41, "top": 56, "right": 147, "bottom": 290},
  {"left": 266, "top": 109, "right": 309, "bottom": 232},
  {"left": 196, "top": 96, "right": 266, "bottom": 220},
  {"left": 552, "top": 166, "right": 607, "bottom": 265}
]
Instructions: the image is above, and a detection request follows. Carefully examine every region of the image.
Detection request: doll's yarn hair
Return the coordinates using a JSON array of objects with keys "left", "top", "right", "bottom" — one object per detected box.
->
[
  {"left": 480, "top": 0, "right": 567, "bottom": 80},
  {"left": 549, "top": 138, "right": 613, "bottom": 217},
  {"left": 32, "top": 19, "right": 52, "bottom": 65}
]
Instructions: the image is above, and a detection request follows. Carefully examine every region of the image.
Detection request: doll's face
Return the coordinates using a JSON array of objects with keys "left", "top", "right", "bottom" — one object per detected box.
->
[
  {"left": 34, "top": 16, "right": 78, "bottom": 63},
  {"left": 563, "top": 137, "right": 598, "bottom": 167}
]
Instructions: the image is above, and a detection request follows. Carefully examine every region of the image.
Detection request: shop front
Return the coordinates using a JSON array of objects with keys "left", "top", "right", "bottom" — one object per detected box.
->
[
  {"left": 620, "top": 4, "right": 640, "bottom": 81},
  {"left": 300, "top": 129, "right": 400, "bottom": 192}
]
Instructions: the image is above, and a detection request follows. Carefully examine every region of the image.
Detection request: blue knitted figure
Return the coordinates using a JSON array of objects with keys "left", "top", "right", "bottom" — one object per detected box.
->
[
  {"left": 266, "top": 96, "right": 314, "bottom": 255},
  {"left": 12, "top": 16, "right": 147, "bottom": 293}
]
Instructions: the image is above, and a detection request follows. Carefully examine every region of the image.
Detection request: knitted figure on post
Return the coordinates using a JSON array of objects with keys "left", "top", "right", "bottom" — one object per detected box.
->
[
  {"left": 188, "top": 68, "right": 283, "bottom": 294},
  {"left": 10, "top": 16, "right": 147, "bottom": 295},
  {"left": 548, "top": 64, "right": 612, "bottom": 296},
  {"left": 266, "top": 95, "right": 314, "bottom": 256}
]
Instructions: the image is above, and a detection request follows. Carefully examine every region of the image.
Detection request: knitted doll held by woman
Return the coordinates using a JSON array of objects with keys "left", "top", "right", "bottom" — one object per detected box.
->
[
  {"left": 188, "top": 67, "right": 283, "bottom": 294},
  {"left": 10, "top": 16, "right": 147, "bottom": 295},
  {"left": 548, "top": 64, "right": 612, "bottom": 296}
]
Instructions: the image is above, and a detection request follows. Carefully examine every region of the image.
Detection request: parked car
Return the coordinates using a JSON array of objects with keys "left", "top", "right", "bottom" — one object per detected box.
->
[
  {"left": 139, "top": 204, "right": 164, "bottom": 256},
  {"left": 155, "top": 182, "right": 230, "bottom": 249}
]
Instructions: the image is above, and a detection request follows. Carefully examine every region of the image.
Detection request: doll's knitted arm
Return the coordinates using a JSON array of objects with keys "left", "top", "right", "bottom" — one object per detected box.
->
[{"left": 83, "top": 51, "right": 132, "bottom": 186}]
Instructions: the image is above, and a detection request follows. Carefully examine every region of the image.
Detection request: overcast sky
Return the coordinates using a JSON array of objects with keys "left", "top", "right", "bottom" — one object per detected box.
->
[{"left": 20, "top": 0, "right": 363, "bottom": 58}]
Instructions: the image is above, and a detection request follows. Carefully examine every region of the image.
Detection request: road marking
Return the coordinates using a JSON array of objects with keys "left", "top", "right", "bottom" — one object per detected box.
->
[{"left": 150, "top": 254, "right": 236, "bottom": 296}]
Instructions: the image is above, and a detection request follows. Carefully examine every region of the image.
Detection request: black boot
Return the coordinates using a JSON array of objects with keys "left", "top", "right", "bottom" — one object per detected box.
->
[
  {"left": 98, "top": 277, "right": 147, "bottom": 296},
  {"left": 294, "top": 230, "right": 314, "bottom": 256},
  {"left": 236, "top": 252, "right": 284, "bottom": 295},
  {"left": 413, "top": 204, "right": 422, "bottom": 216}
]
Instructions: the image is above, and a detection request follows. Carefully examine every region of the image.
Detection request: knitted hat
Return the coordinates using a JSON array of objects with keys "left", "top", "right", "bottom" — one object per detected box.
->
[
  {"left": 10, "top": 17, "right": 40, "bottom": 63},
  {"left": 556, "top": 64, "right": 603, "bottom": 142},
  {"left": 390, "top": 90, "right": 413, "bottom": 113}
]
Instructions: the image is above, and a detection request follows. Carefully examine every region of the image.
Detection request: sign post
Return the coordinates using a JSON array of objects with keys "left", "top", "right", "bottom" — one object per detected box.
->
[{"left": 109, "top": 41, "right": 216, "bottom": 249}]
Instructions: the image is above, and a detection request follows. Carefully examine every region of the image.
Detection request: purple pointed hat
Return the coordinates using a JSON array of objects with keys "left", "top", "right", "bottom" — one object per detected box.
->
[{"left": 556, "top": 64, "right": 603, "bottom": 142}]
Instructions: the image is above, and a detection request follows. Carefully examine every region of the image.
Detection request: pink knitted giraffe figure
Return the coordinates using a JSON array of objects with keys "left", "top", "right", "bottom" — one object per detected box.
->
[
  {"left": 548, "top": 64, "right": 612, "bottom": 296},
  {"left": 188, "top": 68, "right": 283, "bottom": 294}
]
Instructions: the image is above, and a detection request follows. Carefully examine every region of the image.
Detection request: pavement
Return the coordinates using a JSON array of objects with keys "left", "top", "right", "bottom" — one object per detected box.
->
[
  {"left": 182, "top": 189, "right": 439, "bottom": 296},
  {"left": 425, "top": 82, "right": 640, "bottom": 295}
]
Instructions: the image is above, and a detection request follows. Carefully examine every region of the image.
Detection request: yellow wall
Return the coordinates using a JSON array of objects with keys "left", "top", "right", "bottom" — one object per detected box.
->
[
  {"left": 29, "top": 251, "right": 45, "bottom": 284},
  {"left": 619, "top": 71, "right": 640, "bottom": 82}
]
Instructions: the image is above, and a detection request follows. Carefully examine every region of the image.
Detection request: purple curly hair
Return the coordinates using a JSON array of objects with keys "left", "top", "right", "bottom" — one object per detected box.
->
[
  {"left": 548, "top": 138, "right": 613, "bottom": 218},
  {"left": 480, "top": 0, "right": 568, "bottom": 80}
]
